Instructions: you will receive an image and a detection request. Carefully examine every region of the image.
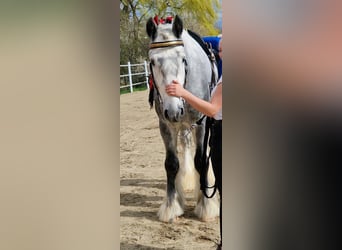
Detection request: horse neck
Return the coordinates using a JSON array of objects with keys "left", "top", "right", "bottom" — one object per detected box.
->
[
  {"left": 182, "top": 31, "right": 208, "bottom": 61},
  {"left": 181, "top": 30, "right": 213, "bottom": 99}
]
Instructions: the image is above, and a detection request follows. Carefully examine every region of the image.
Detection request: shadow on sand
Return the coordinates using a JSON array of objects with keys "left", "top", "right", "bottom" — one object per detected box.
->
[
  {"left": 120, "top": 242, "right": 174, "bottom": 250},
  {"left": 120, "top": 192, "right": 162, "bottom": 208},
  {"left": 120, "top": 178, "right": 166, "bottom": 191}
]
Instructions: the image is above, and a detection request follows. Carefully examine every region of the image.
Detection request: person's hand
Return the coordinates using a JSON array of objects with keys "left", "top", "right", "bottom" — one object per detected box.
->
[{"left": 165, "top": 80, "right": 185, "bottom": 97}]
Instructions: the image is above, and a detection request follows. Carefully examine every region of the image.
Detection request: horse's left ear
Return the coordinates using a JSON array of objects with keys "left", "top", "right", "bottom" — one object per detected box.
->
[
  {"left": 172, "top": 15, "right": 183, "bottom": 38},
  {"left": 146, "top": 17, "right": 157, "bottom": 40}
]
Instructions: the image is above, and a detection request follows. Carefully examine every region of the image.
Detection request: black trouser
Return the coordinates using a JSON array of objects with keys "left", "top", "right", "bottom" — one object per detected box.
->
[{"left": 209, "top": 119, "right": 222, "bottom": 243}]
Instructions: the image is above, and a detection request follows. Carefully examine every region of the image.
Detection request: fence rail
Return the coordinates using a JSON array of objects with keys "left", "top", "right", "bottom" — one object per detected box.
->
[{"left": 120, "top": 61, "right": 149, "bottom": 93}]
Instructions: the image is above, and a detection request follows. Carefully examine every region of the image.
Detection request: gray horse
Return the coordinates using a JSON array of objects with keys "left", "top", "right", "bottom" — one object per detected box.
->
[{"left": 146, "top": 15, "right": 219, "bottom": 223}]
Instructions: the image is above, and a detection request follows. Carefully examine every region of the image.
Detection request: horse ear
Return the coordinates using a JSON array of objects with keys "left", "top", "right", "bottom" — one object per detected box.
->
[
  {"left": 172, "top": 15, "right": 183, "bottom": 38},
  {"left": 146, "top": 17, "right": 157, "bottom": 40}
]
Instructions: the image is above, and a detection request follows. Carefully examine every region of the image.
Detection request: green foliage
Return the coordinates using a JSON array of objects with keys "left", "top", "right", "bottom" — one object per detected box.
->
[
  {"left": 120, "top": 0, "right": 221, "bottom": 65},
  {"left": 137, "top": 0, "right": 219, "bottom": 34},
  {"left": 120, "top": 84, "right": 147, "bottom": 95}
]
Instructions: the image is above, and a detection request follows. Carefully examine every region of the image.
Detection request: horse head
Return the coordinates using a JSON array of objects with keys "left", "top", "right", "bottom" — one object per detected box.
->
[{"left": 146, "top": 15, "right": 187, "bottom": 122}]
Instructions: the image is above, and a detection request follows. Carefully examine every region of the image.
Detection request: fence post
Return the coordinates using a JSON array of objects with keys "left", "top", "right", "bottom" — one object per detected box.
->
[
  {"left": 144, "top": 60, "right": 149, "bottom": 89},
  {"left": 127, "top": 61, "right": 133, "bottom": 93}
]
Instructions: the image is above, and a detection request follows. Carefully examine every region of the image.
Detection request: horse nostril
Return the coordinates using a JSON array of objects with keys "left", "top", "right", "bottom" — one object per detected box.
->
[
  {"left": 164, "top": 110, "right": 169, "bottom": 119},
  {"left": 180, "top": 108, "right": 184, "bottom": 116}
]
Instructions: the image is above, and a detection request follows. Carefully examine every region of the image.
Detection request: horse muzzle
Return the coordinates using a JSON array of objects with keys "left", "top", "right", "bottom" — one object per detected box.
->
[{"left": 164, "top": 107, "right": 184, "bottom": 122}]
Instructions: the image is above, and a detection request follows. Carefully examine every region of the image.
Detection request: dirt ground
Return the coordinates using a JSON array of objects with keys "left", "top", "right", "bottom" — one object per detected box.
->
[{"left": 120, "top": 90, "right": 220, "bottom": 250}]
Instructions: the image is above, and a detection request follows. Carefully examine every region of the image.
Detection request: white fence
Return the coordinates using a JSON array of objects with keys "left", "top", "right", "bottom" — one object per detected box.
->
[{"left": 120, "top": 61, "right": 149, "bottom": 93}]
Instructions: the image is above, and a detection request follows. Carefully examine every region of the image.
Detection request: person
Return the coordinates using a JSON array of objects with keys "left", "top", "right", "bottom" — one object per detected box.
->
[
  {"left": 223, "top": 2, "right": 342, "bottom": 250},
  {"left": 165, "top": 40, "right": 222, "bottom": 250}
]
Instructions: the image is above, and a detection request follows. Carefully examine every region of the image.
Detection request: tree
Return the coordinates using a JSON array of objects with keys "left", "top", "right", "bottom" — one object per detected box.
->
[
  {"left": 138, "top": 0, "right": 220, "bottom": 35},
  {"left": 120, "top": 0, "right": 221, "bottom": 65}
]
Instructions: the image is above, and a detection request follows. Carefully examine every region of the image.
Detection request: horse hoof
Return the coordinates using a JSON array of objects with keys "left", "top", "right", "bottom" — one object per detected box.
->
[
  {"left": 194, "top": 195, "right": 220, "bottom": 221},
  {"left": 158, "top": 197, "right": 184, "bottom": 223}
]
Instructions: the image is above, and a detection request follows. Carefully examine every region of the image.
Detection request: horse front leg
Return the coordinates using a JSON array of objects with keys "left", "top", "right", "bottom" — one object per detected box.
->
[
  {"left": 177, "top": 128, "right": 196, "bottom": 192},
  {"left": 158, "top": 120, "right": 185, "bottom": 223},
  {"left": 193, "top": 122, "right": 220, "bottom": 221}
]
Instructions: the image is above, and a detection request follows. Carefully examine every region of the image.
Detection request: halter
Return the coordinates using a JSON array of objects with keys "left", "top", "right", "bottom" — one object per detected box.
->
[{"left": 149, "top": 39, "right": 188, "bottom": 107}]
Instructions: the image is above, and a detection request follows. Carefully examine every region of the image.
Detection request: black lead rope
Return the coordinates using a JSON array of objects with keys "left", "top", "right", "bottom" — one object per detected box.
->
[
  {"left": 200, "top": 116, "right": 218, "bottom": 199},
  {"left": 199, "top": 84, "right": 218, "bottom": 199}
]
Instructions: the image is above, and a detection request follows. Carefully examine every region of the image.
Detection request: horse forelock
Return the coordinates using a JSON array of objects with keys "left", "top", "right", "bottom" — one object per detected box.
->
[{"left": 154, "top": 24, "right": 178, "bottom": 42}]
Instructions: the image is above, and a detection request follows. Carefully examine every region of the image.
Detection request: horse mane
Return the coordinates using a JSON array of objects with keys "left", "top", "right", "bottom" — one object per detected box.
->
[
  {"left": 187, "top": 30, "right": 220, "bottom": 65},
  {"left": 187, "top": 30, "right": 211, "bottom": 57}
]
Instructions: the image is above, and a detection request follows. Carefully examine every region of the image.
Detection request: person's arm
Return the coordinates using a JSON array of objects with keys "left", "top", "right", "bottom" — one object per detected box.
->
[{"left": 165, "top": 80, "right": 222, "bottom": 118}]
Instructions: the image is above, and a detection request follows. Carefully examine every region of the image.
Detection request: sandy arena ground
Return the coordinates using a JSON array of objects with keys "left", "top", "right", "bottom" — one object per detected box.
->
[{"left": 120, "top": 90, "right": 220, "bottom": 249}]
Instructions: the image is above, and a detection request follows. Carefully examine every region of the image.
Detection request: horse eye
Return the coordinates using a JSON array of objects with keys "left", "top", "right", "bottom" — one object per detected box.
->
[
  {"left": 151, "top": 59, "right": 155, "bottom": 66},
  {"left": 182, "top": 58, "right": 187, "bottom": 64}
]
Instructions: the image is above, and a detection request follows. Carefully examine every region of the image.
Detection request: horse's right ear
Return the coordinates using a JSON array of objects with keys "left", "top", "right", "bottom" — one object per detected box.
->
[
  {"left": 172, "top": 15, "right": 183, "bottom": 38},
  {"left": 146, "top": 17, "right": 157, "bottom": 40}
]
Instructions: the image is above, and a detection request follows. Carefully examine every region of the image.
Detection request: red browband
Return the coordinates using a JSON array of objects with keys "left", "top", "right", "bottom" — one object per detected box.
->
[{"left": 153, "top": 15, "right": 173, "bottom": 25}]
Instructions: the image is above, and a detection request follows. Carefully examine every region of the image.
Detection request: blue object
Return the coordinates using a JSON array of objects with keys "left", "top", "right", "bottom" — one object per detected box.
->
[{"left": 203, "top": 36, "right": 222, "bottom": 79}]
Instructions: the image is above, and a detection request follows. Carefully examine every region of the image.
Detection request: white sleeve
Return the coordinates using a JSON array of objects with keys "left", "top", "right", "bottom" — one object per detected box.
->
[{"left": 217, "top": 76, "right": 222, "bottom": 85}]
